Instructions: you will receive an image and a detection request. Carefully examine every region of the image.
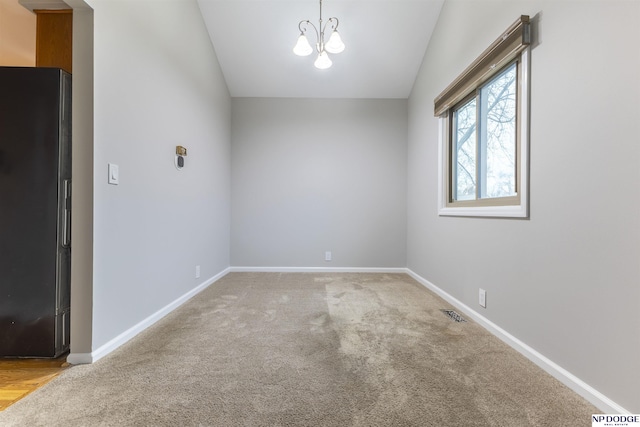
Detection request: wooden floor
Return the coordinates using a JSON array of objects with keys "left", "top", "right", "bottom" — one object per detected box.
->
[{"left": 0, "top": 355, "right": 68, "bottom": 411}]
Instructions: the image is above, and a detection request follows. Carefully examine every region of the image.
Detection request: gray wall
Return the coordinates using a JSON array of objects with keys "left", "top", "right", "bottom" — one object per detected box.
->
[
  {"left": 231, "top": 98, "right": 407, "bottom": 268},
  {"left": 89, "top": 0, "right": 231, "bottom": 350},
  {"left": 408, "top": 0, "right": 640, "bottom": 412}
]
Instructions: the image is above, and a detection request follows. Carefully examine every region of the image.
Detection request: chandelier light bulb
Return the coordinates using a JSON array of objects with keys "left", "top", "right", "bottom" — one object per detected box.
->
[
  {"left": 293, "top": 34, "right": 313, "bottom": 56},
  {"left": 314, "top": 51, "right": 332, "bottom": 69},
  {"left": 325, "top": 30, "right": 345, "bottom": 54}
]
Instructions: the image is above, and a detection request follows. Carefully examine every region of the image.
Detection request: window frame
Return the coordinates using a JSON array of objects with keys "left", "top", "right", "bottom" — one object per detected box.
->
[{"left": 435, "top": 16, "right": 530, "bottom": 218}]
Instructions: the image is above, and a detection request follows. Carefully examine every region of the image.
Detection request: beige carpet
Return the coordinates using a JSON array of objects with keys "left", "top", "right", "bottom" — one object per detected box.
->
[{"left": 0, "top": 273, "right": 598, "bottom": 426}]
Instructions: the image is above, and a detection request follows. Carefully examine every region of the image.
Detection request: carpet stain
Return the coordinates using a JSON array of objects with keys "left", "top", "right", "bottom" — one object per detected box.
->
[
  {"left": 279, "top": 295, "right": 290, "bottom": 304},
  {"left": 263, "top": 309, "right": 277, "bottom": 322},
  {"left": 309, "top": 313, "right": 329, "bottom": 326}
]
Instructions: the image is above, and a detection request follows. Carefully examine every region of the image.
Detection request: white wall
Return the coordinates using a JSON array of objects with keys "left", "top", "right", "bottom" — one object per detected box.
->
[
  {"left": 408, "top": 0, "right": 640, "bottom": 412},
  {"left": 231, "top": 98, "right": 407, "bottom": 268},
  {"left": 88, "top": 0, "right": 231, "bottom": 352}
]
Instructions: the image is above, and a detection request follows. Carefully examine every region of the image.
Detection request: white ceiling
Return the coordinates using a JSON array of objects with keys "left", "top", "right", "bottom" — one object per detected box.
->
[{"left": 197, "top": 0, "right": 444, "bottom": 99}]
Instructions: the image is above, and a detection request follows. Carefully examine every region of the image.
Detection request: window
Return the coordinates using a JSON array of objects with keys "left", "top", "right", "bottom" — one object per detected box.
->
[
  {"left": 451, "top": 61, "right": 518, "bottom": 203},
  {"left": 435, "top": 16, "right": 530, "bottom": 218}
]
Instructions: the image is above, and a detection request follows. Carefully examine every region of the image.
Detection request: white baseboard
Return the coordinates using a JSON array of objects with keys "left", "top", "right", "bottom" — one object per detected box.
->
[
  {"left": 66, "top": 352, "right": 92, "bottom": 365},
  {"left": 67, "top": 267, "right": 231, "bottom": 365},
  {"left": 405, "top": 269, "right": 629, "bottom": 415},
  {"left": 229, "top": 266, "right": 407, "bottom": 274}
]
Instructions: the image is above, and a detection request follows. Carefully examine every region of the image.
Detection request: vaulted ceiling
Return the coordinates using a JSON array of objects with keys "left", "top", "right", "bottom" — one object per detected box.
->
[{"left": 197, "top": 0, "right": 444, "bottom": 99}]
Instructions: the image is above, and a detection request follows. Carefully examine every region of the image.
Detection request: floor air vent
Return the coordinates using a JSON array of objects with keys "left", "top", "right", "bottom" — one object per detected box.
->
[{"left": 441, "top": 309, "right": 467, "bottom": 323}]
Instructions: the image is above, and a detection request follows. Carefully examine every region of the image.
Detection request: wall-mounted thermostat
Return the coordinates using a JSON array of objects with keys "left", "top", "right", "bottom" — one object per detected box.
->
[{"left": 175, "top": 146, "right": 187, "bottom": 170}]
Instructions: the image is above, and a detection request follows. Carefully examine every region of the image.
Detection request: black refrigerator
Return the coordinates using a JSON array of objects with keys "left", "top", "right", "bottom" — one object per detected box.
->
[{"left": 0, "top": 67, "right": 71, "bottom": 358}]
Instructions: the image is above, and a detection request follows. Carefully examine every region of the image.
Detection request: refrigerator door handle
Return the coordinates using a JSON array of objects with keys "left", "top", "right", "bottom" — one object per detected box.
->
[{"left": 62, "top": 179, "right": 71, "bottom": 248}]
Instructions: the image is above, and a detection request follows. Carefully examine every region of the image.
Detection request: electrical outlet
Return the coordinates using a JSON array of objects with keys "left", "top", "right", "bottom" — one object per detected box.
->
[
  {"left": 195, "top": 265, "right": 201, "bottom": 279},
  {"left": 325, "top": 251, "right": 332, "bottom": 262},
  {"left": 479, "top": 288, "right": 486, "bottom": 308}
]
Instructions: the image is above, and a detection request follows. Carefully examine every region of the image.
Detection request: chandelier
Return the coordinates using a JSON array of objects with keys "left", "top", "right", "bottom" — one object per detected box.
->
[{"left": 293, "top": 0, "right": 345, "bottom": 69}]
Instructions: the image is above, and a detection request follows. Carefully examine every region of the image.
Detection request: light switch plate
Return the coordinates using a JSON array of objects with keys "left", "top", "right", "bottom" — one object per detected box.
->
[{"left": 108, "top": 163, "right": 119, "bottom": 185}]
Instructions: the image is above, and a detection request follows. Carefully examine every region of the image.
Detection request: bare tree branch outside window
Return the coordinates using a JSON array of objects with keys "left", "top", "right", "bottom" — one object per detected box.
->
[{"left": 452, "top": 62, "right": 516, "bottom": 201}]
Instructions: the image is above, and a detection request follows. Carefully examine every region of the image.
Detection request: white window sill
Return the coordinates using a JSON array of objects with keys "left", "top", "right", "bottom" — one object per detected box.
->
[{"left": 438, "top": 203, "right": 528, "bottom": 218}]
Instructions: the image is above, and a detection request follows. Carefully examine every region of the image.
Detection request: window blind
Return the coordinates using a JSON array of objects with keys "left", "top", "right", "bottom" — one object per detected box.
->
[{"left": 434, "top": 15, "right": 530, "bottom": 117}]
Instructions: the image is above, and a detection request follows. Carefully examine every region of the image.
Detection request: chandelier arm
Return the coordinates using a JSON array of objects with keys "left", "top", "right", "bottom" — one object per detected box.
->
[
  {"left": 319, "top": 17, "right": 339, "bottom": 53},
  {"left": 324, "top": 17, "right": 339, "bottom": 33},
  {"left": 298, "top": 20, "right": 320, "bottom": 45}
]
